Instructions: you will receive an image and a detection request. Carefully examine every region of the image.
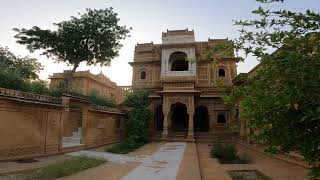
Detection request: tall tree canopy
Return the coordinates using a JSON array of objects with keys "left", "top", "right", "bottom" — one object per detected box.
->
[
  {"left": 224, "top": 0, "right": 320, "bottom": 177},
  {"left": 0, "top": 46, "right": 43, "bottom": 80},
  {"left": 14, "top": 7, "right": 131, "bottom": 75}
]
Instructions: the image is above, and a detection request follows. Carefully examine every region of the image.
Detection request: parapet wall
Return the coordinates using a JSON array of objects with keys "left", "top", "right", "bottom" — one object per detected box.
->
[{"left": 0, "top": 88, "right": 127, "bottom": 161}]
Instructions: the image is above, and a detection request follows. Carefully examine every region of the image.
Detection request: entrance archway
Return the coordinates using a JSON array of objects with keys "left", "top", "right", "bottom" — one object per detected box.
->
[
  {"left": 170, "top": 102, "right": 188, "bottom": 132},
  {"left": 194, "top": 106, "right": 209, "bottom": 132},
  {"left": 154, "top": 105, "right": 163, "bottom": 131}
]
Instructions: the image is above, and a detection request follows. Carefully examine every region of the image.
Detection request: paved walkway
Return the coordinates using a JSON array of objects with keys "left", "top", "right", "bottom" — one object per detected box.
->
[{"left": 121, "top": 142, "right": 186, "bottom": 180}]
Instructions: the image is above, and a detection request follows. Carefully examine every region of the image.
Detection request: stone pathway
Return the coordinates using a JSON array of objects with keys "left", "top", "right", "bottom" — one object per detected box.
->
[{"left": 121, "top": 142, "right": 186, "bottom": 180}]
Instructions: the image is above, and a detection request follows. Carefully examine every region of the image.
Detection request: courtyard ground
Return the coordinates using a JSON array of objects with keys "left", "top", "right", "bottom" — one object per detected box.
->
[{"left": 0, "top": 142, "right": 310, "bottom": 180}]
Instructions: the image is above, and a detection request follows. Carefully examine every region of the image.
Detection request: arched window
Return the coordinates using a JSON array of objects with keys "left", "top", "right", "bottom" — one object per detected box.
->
[
  {"left": 169, "top": 52, "right": 188, "bottom": 71},
  {"left": 140, "top": 71, "right": 146, "bottom": 79},
  {"left": 218, "top": 69, "right": 226, "bottom": 77},
  {"left": 217, "top": 113, "right": 226, "bottom": 124}
]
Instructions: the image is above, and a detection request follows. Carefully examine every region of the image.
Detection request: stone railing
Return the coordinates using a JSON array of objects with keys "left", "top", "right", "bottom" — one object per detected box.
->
[
  {"left": 0, "top": 87, "right": 62, "bottom": 104},
  {"left": 90, "top": 104, "right": 124, "bottom": 114},
  {"left": 62, "top": 91, "right": 90, "bottom": 101},
  {"left": 119, "top": 86, "right": 132, "bottom": 92}
]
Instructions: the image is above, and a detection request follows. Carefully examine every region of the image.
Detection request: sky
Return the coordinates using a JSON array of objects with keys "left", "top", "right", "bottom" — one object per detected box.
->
[{"left": 0, "top": 0, "right": 319, "bottom": 85}]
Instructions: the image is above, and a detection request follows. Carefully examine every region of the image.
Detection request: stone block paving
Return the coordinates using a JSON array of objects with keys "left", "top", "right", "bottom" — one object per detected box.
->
[{"left": 121, "top": 142, "right": 186, "bottom": 180}]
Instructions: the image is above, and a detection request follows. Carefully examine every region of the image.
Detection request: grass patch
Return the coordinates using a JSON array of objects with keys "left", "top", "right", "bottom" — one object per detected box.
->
[
  {"left": 106, "top": 141, "right": 146, "bottom": 154},
  {"left": 2, "top": 156, "right": 105, "bottom": 180},
  {"left": 210, "top": 144, "right": 251, "bottom": 164}
]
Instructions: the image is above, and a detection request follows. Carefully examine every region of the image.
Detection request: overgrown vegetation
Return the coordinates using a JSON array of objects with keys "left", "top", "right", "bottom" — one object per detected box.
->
[
  {"left": 89, "top": 90, "right": 116, "bottom": 108},
  {"left": 220, "top": 0, "right": 320, "bottom": 178},
  {"left": 107, "top": 90, "right": 151, "bottom": 154},
  {"left": 0, "top": 156, "right": 105, "bottom": 180},
  {"left": 211, "top": 144, "right": 251, "bottom": 164}
]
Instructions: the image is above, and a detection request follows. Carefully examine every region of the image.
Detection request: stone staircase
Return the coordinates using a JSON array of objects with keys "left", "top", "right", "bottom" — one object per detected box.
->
[
  {"left": 148, "top": 131, "right": 237, "bottom": 143},
  {"left": 62, "top": 127, "right": 83, "bottom": 148},
  {"left": 194, "top": 132, "right": 236, "bottom": 143}
]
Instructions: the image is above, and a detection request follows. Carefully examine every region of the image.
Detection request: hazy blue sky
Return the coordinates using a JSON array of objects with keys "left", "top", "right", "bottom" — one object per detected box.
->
[{"left": 0, "top": 0, "right": 319, "bottom": 85}]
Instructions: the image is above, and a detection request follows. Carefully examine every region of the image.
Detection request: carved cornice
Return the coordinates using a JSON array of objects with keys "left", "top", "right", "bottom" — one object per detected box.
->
[
  {"left": 160, "top": 76, "right": 197, "bottom": 83},
  {"left": 0, "top": 87, "right": 62, "bottom": 104},
  {"left": 90, "top": 104, "right": 125, "bottom": 115}
]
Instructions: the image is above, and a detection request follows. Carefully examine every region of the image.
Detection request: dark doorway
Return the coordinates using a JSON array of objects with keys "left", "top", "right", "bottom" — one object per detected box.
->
[
  {"left": 194, "top": 106, "right": 209, "bottom": 132},
  {"left": 171, "top": 103, "right": 188, "bottom": 132},
  {"left": 154, "top": 105, "right": 163, "bottom": 131}
]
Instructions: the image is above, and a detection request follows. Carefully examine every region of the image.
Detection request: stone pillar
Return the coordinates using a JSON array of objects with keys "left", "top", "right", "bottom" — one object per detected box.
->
[
  {"left": 187, "top": 110, "right": 194, "bottom": 140},
  {"left": 81, "top": 106, "right": 89, "bottom": 146},
  {"left": 239, "top": 120, "right": 246, "bottom": 141},
  {"left": 246, "top": 120, "right": 251, "bottom": 144},
  {"left": 209, "top": 111, "right": 215, "bottom": 134},
  {"left": 59, "top": 97, "right": 70, "bottom": 150},
  {"left": 161, "top": 110, "right": 169, "bottom": 140}
]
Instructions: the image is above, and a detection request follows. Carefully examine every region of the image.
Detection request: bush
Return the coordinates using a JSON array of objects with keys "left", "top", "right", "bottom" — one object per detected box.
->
[
  {"left": 106, "top": 141, "right": 146, "bottom": 154},
  {"left": 89, "top": 91, "right": 116, "bottom": 107},
  {"left": 211, "top": 144, "right": 238, "bottom": 161},
  {"left": 28, "top": 80, "right": 50, "bottom": 95},
  {"left": 211, "top": 144, "right": 251, "bottom": 164}
]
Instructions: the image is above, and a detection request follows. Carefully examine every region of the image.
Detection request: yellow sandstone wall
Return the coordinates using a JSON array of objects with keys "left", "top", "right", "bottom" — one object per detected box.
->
[
  {"left": 0, "top": 99, "right": 62, "bottom": 160},
  {"left": 85, "top": 110, "right": 126, "bottom": 147},
  {"left": 0, "top": 95, "right": 126, "bottom": 161}
]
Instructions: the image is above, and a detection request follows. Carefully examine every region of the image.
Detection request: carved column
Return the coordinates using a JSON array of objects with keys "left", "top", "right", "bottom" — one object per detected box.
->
[
  {"left": 239, "top": 119, "right": 246, "bottom": 141},
  {"left": 209, "top": 111, "right": 215, "bottom": 134},
  {"left": 161, "top": 110, "right": 169, "bottom": 140},
  {"left": 81, "top": 106, "right": 89, "bottom": 145},
  {"left": 187, "top": 110, "right": 194, "bottom": 139},
  {"left": 246, "top": 120, "right": 251, "bottom": 144}
]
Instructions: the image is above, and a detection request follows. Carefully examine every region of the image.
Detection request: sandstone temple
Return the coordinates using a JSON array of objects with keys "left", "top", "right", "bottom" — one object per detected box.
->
[{"left": 130, "top": 29, "right": 238, "bottom": 142}]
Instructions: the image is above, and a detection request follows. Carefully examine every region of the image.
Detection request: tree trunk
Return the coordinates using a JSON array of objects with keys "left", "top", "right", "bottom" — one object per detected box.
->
[{"left": 64, "top": 63, "right": 79, "bottom": 92}]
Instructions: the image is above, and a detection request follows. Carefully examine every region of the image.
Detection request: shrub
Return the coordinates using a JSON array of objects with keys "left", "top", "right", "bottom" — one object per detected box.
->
[
  {"left": 238, "top": 153, "right": 252, "bottom": 164},
  {"left": 28, "top": 80, "right": 50, "bottom": 95},
  {"left": 211, "top": 144, "right": 251, "bottom": 164},
  {"left": 89, "top": 91, "right": 116, "bottom": 107},
  {"left": 106, "top": 141, "right": 146, "bottom": 154},
  {"left": 211, "top": 144, "right": 238, "bottom": 161}
]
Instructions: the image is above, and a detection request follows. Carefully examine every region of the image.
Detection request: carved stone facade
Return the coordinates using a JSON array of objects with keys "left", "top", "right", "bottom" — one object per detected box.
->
[{"left": 130, "top": 29, "right": 238, "bottom": 141}]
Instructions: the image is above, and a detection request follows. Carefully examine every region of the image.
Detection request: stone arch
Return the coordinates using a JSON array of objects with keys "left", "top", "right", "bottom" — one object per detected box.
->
[
  {"left": 137, "top": 68, "right": 147, "bottom": 80},
  {"left": 170, "top": 102, "right": 189, "bottom": 132},
  {"left": 217, "top": 66, "right": 227, "bottom": 78},
  {"left": 140, "top": 71, "right": 146, "bottom": 79},
  {"left": 194, "top": 105, "right": 209, "bottom": 132},
  {"left": 169, "top": 51, "right": 188, "bottom": 71}
]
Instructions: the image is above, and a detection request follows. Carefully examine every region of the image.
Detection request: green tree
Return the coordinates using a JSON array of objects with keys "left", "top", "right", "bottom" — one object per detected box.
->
[
  {"left": 0, "top": 46, "right": 43, "bottom": 80},
  {"left": 225, "top": 0, "right": 320, "bottom": 177},
  {"left": 14, "top": 7, "right": 131, "bottom": 79}
]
